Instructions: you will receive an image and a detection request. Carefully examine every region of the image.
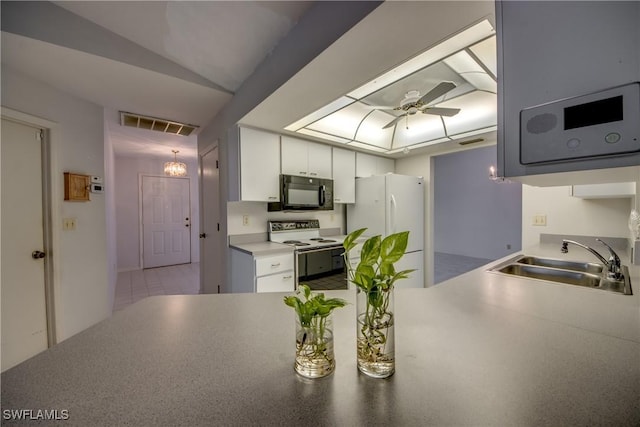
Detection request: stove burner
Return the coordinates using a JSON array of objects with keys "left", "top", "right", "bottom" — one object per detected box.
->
[
  {"left": 283, "top": 240, "right": 310, "bottom": 246},
  {"left": 309, "top": 238, "right": 323, "bottom": 241},
  {"left": 319, "top": 239, "right": 336, "bottom": 243}
]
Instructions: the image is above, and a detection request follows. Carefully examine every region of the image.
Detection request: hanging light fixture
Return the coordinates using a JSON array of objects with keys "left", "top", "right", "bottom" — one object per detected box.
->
[{"left": 164, "top": 150, "right": 187, "bottom": 177}]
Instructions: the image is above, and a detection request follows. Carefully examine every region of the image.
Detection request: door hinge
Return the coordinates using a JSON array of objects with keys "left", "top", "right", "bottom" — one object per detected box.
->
[
  {"left": 36, "top": 130, "right": 43, "bottom": 141},
  {"left": 216, "top": 160, "right": 219, "bottom": 169},
  {"left": 217, "top": 285, "right": 221, "bottom": 294},
  {"left": 217, "top": 223, "right": 220, "bottom": 231}
]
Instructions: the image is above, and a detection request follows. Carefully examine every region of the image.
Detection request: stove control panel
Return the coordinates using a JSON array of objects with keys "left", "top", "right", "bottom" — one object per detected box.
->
[{"left": 269, "top": 220, "right": 320, "bottom": 232}]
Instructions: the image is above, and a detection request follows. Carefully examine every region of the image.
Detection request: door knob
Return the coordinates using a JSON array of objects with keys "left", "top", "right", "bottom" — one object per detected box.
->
[
  {"left": 32, "top": 250, "right": 46, "bottom": 259},
  {"left": 185, "top": 224, "right": 190, "bottom": 227},
  {"left": 199, "top": 233, "right": 207, "bottom": 238}
]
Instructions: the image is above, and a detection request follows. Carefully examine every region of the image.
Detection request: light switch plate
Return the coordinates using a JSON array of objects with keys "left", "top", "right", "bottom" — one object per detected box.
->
[{"left": 532, "top": 214, "right": 547, "bottom": 226}]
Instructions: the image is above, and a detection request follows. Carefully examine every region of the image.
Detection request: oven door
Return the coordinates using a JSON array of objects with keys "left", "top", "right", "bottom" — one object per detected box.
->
[{"left": 296, "top": 246, "right": 346, "bottom": 290}]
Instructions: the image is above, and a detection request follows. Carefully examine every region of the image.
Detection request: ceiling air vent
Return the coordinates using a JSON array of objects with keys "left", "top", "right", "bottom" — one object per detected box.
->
[
  {"left": 458, "top": 138, "right": 484, "bottom": 146},
  {"left": 120, "top": 112, "right": 198, "bottom": 136}
]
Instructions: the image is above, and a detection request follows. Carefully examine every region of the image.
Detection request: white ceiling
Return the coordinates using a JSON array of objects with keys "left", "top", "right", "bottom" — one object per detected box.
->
[
  {"left": 1, "top": 1, "right": 312, "bottom": 159},
  {"left": 1, "top": 1, "right": 497, "bottom": 160}
]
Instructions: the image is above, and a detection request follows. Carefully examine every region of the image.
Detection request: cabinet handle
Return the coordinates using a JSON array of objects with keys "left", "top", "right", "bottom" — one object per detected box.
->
[
  {"left": 300, "top": 172, "right": 307, "bottom": 175},
  {"left": 268, "top": 196, "right": 277, "bottom": 200},
  {"left": 334, "top": 198, "right": 341, "bottom": 202},
  {"left": 283, "top": 275, "right": 292, "bottom": 280},
  {"left": 271, "top": 262, "right": 281, "bottom": 267},
  {"left": 310, "top": 172, "right": 317, "bottom": 176}
]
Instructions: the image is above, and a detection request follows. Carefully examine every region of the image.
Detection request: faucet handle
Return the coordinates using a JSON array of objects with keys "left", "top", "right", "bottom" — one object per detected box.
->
[
  {"left": 561, "top": 241, "right": 569, "bottom": 253},
  {"left": 596, "top": 238, "right": 623, "bottom": 279},
  {"left": 596, "top": 238, "right": 621, "bottom": 264}
]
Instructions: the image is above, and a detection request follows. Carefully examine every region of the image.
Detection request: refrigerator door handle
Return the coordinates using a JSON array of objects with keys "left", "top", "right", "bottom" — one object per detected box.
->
[{"left": 390, "top": 194, "right": 397, "bottom": 234}]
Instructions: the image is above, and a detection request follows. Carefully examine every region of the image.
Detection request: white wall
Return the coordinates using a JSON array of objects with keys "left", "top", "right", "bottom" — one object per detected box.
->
[
  {"left": 115, "top": 155, "right": 200, "bottom": 271},
  {"left": 2, "top": 67, "right": 110, "bottom": 341},
  {"left": 522, "top": 183, "right": 636, "bottom": 249},
  {"left": 227, "top": 201, "right": 344, "bottom": 236}
]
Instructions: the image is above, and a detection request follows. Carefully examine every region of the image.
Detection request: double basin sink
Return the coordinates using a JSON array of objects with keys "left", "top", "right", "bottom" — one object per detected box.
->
[{"left": 489, "top": 255, "right": 632, "bottom": 295}]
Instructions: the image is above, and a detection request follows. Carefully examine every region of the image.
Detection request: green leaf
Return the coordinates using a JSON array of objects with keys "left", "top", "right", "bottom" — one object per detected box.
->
[
  {"left": 361, "top": 235, "right": 381, "bottom": 265},
  {"left": 379, "top": 261, "right": 395, "bottom": 277},
  {"left": 380, "top": 231, "right": 409, "bottom": 263},
  {"left": 343, "top": 228, "right": 367, "bottom": 251}
]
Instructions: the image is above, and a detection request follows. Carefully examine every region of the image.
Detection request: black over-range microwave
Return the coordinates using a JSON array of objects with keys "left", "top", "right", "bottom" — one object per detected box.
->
[{"left": 268, "top": 174, "right": 334, "bottom": 212}]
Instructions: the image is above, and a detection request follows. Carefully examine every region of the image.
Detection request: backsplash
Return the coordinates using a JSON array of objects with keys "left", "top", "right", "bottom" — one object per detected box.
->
[{"left": 227, "top": 201, "right": 345, "bottom": 235}]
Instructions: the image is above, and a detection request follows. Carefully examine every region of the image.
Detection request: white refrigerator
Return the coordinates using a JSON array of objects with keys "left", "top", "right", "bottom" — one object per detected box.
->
[{"left": 347, "top": 174, "right": 425, "bottom": 289}]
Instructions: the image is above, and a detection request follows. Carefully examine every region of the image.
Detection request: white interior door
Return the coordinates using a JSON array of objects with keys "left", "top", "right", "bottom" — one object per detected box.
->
[
  {"left": 200, "top": 146, "right": 220, "bottom": 293},
  {"left": 1, "top": 118, "right": 48, "bottom": 372},
  {"left": 142, "top": 176, "right": 191, "bottom": 268}
]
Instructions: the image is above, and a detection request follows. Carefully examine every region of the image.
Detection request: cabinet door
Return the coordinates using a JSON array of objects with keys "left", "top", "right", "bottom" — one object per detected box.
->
[
  {"left": 240, "top": 128, "right": 280, "bottom": 202},
  {"left": 377, "top": 157, "right": 395, "bottom": 175},
  {"left": 281, "top": 136, "right": 309, "bottom": 176},
  {"left": 356, "top": 152, "right": 377, "bottom": 177},
  {"left": 332, "top": 148, "right": 355, "bottom": 203},
  {"left": 256, "top": 271, "right": 295, "bottom": 293},
  {"left": 307, "top": 142, "right": 332, "bottom": 178}
]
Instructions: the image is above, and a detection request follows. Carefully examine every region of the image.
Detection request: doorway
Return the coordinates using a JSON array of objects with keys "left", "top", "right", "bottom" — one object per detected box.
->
[
  {"left": 1, "top": 117, "right": 53, "bottom": 371},
  {"left": 141, "top": 175, "right": 191, "bottom": 268},
  {"left": 432, "top": 145, "right": 522, "bottom": 284}
]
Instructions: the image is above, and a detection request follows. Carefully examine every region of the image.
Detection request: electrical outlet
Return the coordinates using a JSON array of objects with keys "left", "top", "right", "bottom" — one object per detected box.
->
[
  {"left": 242, "top": 215, "right": 249, "bottom": 226},
  {"left": 63, "top": 218, "right": 76, "bottom": 230},
  {"left": 532, "top": 214, "right": 547, "bottom": 226}
]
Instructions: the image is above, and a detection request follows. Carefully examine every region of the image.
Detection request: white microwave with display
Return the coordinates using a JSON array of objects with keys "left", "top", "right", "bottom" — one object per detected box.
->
[{"left": 520, "top": 82, "right": 640, "bottom": 165}]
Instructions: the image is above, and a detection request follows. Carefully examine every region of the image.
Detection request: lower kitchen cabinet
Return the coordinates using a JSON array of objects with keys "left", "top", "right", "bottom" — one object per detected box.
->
[{"left": 230, "top": 249, "right": 295, "bottom": 293}]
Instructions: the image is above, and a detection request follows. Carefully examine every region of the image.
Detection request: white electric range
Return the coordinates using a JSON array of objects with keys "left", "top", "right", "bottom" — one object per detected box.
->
[{"left": 268, "top": 220, "right": 347, "bottom": 287}]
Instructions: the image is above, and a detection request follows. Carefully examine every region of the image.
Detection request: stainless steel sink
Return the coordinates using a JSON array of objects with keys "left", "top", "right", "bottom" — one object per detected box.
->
[
  {"left": 489, "top": 255, "right": 632, "bottom": 295},
  {"left": 515, "top": 255, "right": 603, "bottom": 274}
]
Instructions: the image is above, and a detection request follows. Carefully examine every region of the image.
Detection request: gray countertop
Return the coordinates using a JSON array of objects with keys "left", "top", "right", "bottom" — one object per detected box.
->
[
  {"left": 228, "top": 240, "right": 294, "bottom": 256},
  {"left": 2, "top": 246, "right": 639, "bottom": 426}
]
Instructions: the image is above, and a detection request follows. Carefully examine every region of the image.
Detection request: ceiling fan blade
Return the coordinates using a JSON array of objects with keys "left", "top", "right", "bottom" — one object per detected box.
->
[
  {"left": 419, "top": 82, "right": 457, "bottom": 105},
  {"left": 382, "top": 115, "right": 406, "bottom": 129},
  {"left": 423, "top": 107, "right": 461, "bottom": 117}
]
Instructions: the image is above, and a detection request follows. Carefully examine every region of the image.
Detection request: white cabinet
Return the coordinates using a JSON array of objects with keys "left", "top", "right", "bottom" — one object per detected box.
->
[
  {"left": 332, "top": 148, "right": 355, "bottom": 204},
  {"left": 239, "top": 127, "right": 280, "bottom": 202},
  {"left": 571, "top": 182, "right": 636, "bottom": 199},
  {"left": 356, "top": 152, "right": 395, "bottom": 177},
  {"left": 230, "top": 249, "right": 294, "bottom": 293},
  {"left": 281, "top": 136, "right": 331, "bottom": 178}
]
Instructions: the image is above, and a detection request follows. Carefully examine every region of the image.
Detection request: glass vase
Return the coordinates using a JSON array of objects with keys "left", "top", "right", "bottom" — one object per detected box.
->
[
  {"left": 356, "top": 286, "right": 395, "bottom": 378},
  {"left": 294, "top": 314, "right": 335, "bottom": 378}
]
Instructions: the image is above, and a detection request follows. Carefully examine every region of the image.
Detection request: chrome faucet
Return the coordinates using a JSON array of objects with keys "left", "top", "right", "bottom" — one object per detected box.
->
[{"left": 561, "top": 238, "right": 623, "bottom": 280}]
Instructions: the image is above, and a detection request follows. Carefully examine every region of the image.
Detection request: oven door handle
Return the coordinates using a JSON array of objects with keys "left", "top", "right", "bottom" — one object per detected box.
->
[
  {"left": 319, "top": 185, "right": 326, "bottom": 207},
  {"left": 296, "top": 246, "right": 343, "bottom": 255}
]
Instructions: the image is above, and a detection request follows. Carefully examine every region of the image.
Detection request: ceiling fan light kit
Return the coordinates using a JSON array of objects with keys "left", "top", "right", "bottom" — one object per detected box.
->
[{"left": 284, "top": 19, "right": 497, "bottom": 154}]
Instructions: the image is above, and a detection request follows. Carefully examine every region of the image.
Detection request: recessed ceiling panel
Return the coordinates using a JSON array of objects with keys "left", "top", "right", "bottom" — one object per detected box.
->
[
  {"left": 441, "top": 91, "right": 497, "bottom": 135},
  {"left": 307, "top": 102, "right": 373, "bottom": 140},
  {"left": 354, "top": 110, "right": 395, "bottom": 149},
  {"left": 391, "top": 114, "right": 446, "bottom": 149},
  {"left": 469, "top": 36, "right": 497, "bottom": 77}
]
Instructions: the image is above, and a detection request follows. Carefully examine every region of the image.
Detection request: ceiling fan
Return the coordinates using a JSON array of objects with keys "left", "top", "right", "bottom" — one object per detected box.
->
[{"left": 372, "top": 82, "right": 461, "bottom": 129}]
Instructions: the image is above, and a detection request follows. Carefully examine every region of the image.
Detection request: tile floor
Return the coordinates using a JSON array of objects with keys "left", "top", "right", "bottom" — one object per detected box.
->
[
  {"left": 304, "top": 271, "right": 349, "bottom": 291},
  {"left": 434, "top": 252, "right": 493, "bottom": 285},
  {"left": 113, "top": 263, "right": 200, "bottom": 312}
]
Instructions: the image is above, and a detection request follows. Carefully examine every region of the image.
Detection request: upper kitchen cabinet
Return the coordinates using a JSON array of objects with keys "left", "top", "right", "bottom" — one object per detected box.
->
[
  {"left": 232, "top": 127, "right": 280, "bottom": 202},
  {"left": 497, "top": 1, "right": 640, "bottom": 185},
  {"left": 332, "top": 147, "right": 355, "bottom": 204},
  {"left": 281, "top": 136, "right": 332, "bottom": 179},
  {"left": 355, "top": 152, "right": 395, "bottom": 178}
]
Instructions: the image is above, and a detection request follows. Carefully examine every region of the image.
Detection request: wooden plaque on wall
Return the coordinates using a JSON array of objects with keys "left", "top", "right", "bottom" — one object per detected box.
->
[{"left": 64, "top": 172, "right": 90, "bottom": 201}]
